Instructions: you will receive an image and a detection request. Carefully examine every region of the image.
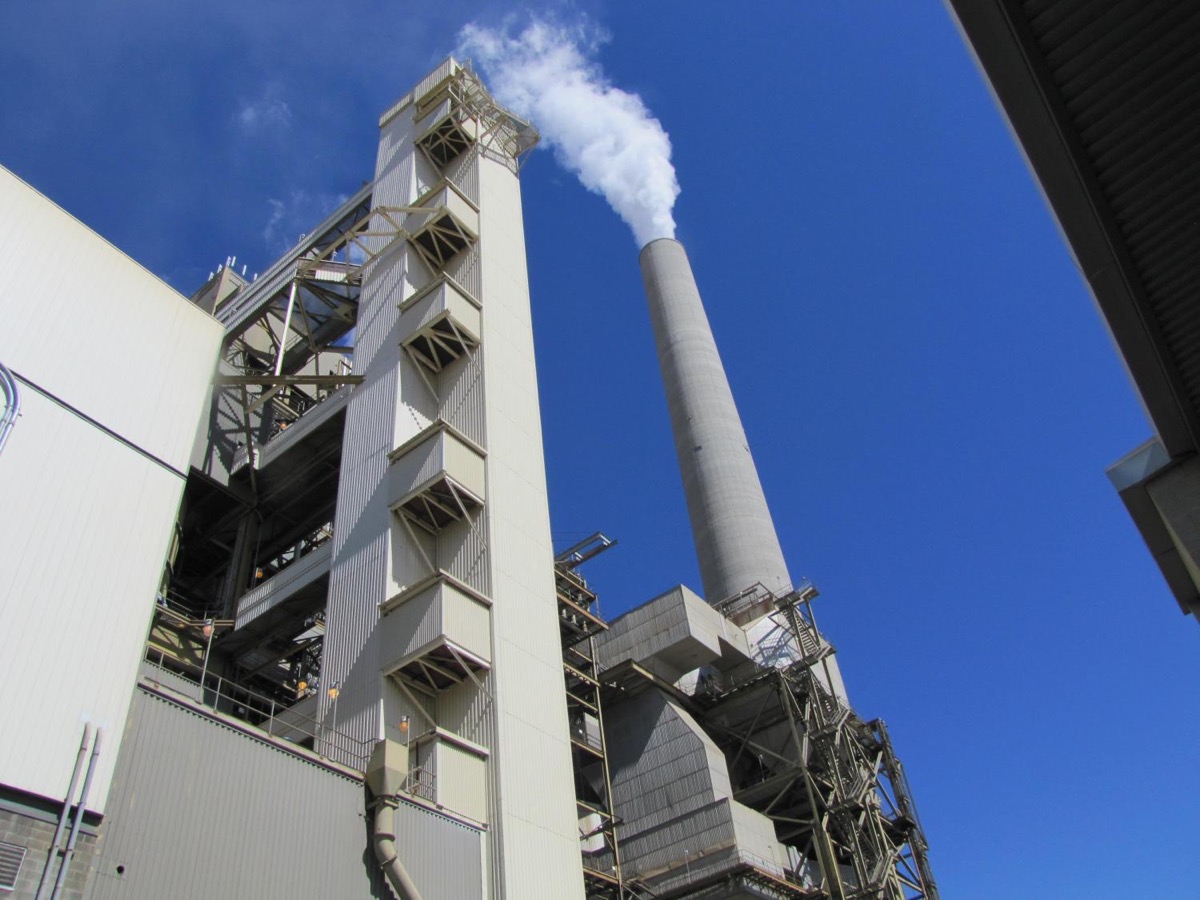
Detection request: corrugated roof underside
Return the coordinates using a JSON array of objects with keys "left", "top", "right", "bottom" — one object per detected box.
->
[{"left": 1022, "top": 0, "right": 1200, "bottom": 424}]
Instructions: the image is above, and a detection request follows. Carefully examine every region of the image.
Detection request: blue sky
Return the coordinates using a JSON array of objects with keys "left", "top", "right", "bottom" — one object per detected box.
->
[{"left": 2, "top": 3, "right": 1196, "bottom": 897}]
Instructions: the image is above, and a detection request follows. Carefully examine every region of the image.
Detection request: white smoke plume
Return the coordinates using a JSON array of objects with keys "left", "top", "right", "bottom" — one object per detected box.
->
[{"left": 459, "top": 18, "right": 679, "bottom": 247}]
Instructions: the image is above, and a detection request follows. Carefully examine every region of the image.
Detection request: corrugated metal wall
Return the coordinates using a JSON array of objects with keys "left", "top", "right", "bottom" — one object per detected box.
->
[
  {"left": 445, "top": 246, "right": 482, "bottom": 301},
  {"left": 0, "top": 166, "right": 223, "bottom": 813},
  {"left": 474, "top": 123, "right": 587, "bottom": 900},
  {"left": 88, "top": 687, "right": 482, "bottom": 900},
  {"left": 440, "top": 352, "right": 486, "bottom": 449}
]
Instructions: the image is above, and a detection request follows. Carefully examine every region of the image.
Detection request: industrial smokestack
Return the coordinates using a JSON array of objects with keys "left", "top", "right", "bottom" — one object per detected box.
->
[{"left": 640, "top": 238, "right": 791, "bottom": 603}]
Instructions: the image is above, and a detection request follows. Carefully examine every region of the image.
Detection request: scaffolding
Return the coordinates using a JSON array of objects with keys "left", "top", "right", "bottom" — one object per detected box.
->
[
  {"left": 554, "top": 534, "right": 639, "bottom": 900},
  {"left": 691, "top": 585, "right": 938, "bottom": 900}
]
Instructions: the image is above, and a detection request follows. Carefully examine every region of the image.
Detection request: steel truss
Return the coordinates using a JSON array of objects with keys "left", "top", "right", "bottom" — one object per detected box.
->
[
  {"left": 416, "top": 63, "right": 539, "bottom": 175},
  {"left": 700, "top": 586, "right": 938, "bottom": 900}
]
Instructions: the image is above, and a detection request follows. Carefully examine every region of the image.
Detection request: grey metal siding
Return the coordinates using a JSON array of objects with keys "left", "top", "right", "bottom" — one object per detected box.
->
[{"left": 89, "top": 687, "right": 481, "bottom": 900}]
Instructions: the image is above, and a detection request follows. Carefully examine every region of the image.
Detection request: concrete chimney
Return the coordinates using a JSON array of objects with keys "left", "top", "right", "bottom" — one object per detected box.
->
[{"left": 640, "top": 238, "right": 791, "bottom": 603}]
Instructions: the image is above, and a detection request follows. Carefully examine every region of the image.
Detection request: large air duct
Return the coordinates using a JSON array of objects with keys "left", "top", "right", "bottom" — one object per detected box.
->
[{"left": 640, "top": 238, "right": 791, "bottom": 603}]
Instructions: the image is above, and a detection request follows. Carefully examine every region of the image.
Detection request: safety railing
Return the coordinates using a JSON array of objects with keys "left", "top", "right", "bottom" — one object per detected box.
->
[
  {"left": 142, "top": 651, "right": 372, "bottom": 769},
  {"left": 631, "top": 847, "right": 812, "bottom": 898},
  {"left": 0, "top": 361, "right": 20, "bottom": 456},
  {"left": 403, "top": 766, "right": 436, "bottom": 803}
]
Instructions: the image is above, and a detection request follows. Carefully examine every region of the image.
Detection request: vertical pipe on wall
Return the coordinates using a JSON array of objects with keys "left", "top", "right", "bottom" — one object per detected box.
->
[
  {"left": 48, "top": 727, "right": 103, "bottom": 900},
  {"left": 33, "top": 723, "right": 92, "bottom": 900},
  {"left": 0, "top": 361, "right": 19, "bottom": 456}
]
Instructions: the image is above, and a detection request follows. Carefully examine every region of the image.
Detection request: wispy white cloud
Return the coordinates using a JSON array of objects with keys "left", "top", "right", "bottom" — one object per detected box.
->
[
  {"left": 262, "top": 189, "right": 349, "bottom": 253},
  {"left": 236, "top": 84, "right": 293, "bottom": 134}
]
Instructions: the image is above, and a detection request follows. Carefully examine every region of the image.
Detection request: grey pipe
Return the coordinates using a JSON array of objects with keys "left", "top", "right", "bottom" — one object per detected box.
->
[
  {"left": 34, "top": 724, "right": 92, "bottom": 900},
  {"left": 640, "top": 238, "right": 792, "bottom": 602},
  {"left": 0, "top": 361, "right": 20, "bottom": 456},
  {"left": 372, "top": 799, "right": 424, "bottom": 900},
  {"left": 49, "top": 728, "right": 103, "bottom": 900}
]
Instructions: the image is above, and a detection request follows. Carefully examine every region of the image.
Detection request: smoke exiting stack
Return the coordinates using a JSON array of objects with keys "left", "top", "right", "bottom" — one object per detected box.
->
[{"left": 640, "top": 238, "right": 791, "bottom": 603}]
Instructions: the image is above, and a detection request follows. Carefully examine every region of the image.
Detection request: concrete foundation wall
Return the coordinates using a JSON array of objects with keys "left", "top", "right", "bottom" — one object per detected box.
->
[{"left": 0, "top": 802, "right": 97, "bottom": 899}]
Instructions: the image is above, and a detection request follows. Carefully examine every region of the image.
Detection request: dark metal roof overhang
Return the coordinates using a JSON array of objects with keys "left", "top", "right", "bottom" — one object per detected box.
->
[{"left": 947, "top": 0, "right": 1200, "bottom": 616}]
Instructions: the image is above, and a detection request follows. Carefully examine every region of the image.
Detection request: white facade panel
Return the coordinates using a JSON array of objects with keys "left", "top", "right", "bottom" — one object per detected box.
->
[
  {"left": 379, "top": 575, "right": 491, "bottom": 670},
  {"left": 0, "top": 391, "right": 190, "bottom": 812},
  {"left": 324, "top": 96, "right": 421, "bottom": 760},
  {"left": 441, "top": 583, "right": 491, "bottom": 661},
  {"left": 0, "top": 167, "right": 223, "bottom": 467},
  {"left": 324, "top": 62, "right": 583, "bottom": 897},
  {"left": 445, "top": 244, "right": 482, "bottom": 300},
  {"left": 400, "top": 278, "right": 482, "bottom": 339},
  {"left": 475, "top": 139, "right": 586, "bottom": 898},
  {"left": 389, "top": 425, "right": 486, "bottom": 506},
  {"left": 435, "top": 739, "right": 488, "bottom": 823},
  {"left": 440, "top": 352, "right": 486, "bottom": 447},
  {"left": 409, "top": 182, "right": 480, "bottom": 238},
  {"left": 0, "top": 169, "right": 222, "bottom": 814}
]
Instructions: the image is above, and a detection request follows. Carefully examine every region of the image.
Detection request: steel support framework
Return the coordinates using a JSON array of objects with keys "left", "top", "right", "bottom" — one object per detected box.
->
[
  {"left": 553, "top": 535, "right": 643, "bottom": 900},
  {"left": 697, "top": 586, "right": 938, "bottom": 900}
]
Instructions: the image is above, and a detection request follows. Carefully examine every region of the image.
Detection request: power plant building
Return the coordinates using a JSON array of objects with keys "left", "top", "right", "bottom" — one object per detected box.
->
[
  {"left": 948, "top": 0, "right": 1200, "bottom": 625},
  {"left": 0, "top": 60, "right": 934, "bottom": 899}
]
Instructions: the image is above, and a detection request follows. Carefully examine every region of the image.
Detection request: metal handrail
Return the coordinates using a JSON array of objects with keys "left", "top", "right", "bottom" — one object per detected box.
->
[
  {"left": 142, "top": 651, "right": 372, "bottom": 768},
  {"left": 403, "top": 766, "right": 436, "bottom": 803},
  {"left": 0, "top": 361, "right": 20, "bottom": 456},
  {"left": 636, "top": 847, "right": 810, "bottom": 897}
]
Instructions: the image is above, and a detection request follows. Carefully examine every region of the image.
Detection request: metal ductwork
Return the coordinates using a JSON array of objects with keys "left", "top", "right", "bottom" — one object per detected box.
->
[{"left": 365, "top": 740, "right": 424, "bottom": 900}]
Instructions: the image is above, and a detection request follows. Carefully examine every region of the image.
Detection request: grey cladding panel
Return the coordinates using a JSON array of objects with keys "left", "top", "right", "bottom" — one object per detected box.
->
[{"left": 90, "top": 688, "right": 482, "bottom": 900}]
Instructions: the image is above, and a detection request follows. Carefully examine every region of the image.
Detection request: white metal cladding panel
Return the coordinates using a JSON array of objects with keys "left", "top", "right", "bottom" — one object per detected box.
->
[
  {"left": 391, "top": 514, "right": 437, "bottom": 591},
  {"left": 322, "top": 98, "right": 427, "bottom": 763},
  {"left": 372, "top": 109, "right": 419, "bottom": 214},
  {"left": 0, "top": 167, "right": 223, "bottom": 467},
  {"left": 409, "top": 184, "right": 479, "bottom": 237},
  {"left": 444, "top": 429, "right": 486, "bottom": 497},
  {"left": 92, "top": 689, "right": 482, "bottom": 900},
  {"left": 390, "top": 427, "right": 485, "bottom": 505},
  {"left": 413, "top": 58, "right": 460, "bottom": 109},
  {"left": 436, "top": 520, "right": 490, "bottom": 596},
  {"left": 379, "top": 584, "right": 442, "bottom": 672},
  {"left": 445, "top": 149, "right": 480, "bottom": 206},
  {"left": 437, "top": 676, "right": 493, "bottom": 748},
  {"left": 378, "top": 576, "right": 492, "bottom": 671},
  {"left": 436, "top": 740, "right": 488, "bottom": 823},
  {"left": 391, "top": 795, "right": 484, "bottom": 900},
  {"left": 416, "top": 98, "right": 453, "bottom": 134},
  {"left": 0, "top": 391, "right": 186, "bottom": 813},
  {"left": 399, "top": 350, "right": 439, "bottom": 432},
  {"left": 441, "top": 583, "right": 491, "bottom": 662},
  {"left": 414, "top": 148, "right": 443, "bottom": 200},
  {"left": 235, "top": 540, "right": 333, "bottom": 628},
  {"left": 440, "top": 351, "right": 486, "bottom": 447},
  {"left": 445, "top": 244, "right": 482, "bottom": 299},
  {"left": 389, "top": 431, "right": 441, "bottom": 501},
  {"left": 400, "top": 279, "right": 481, "bottom": 340},
  {"left": 475, "top": 149, "right": 584, "bottom": 898}
]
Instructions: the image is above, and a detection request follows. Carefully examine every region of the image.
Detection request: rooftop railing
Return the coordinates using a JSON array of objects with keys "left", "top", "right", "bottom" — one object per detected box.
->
[{"left": 142, "top": 650, "right": 372, "bottom": 769}]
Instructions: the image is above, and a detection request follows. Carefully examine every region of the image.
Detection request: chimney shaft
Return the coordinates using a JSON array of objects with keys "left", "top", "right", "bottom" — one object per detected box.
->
[{"left": 640, "top": 238, "right": 791, "bottom": 602}]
